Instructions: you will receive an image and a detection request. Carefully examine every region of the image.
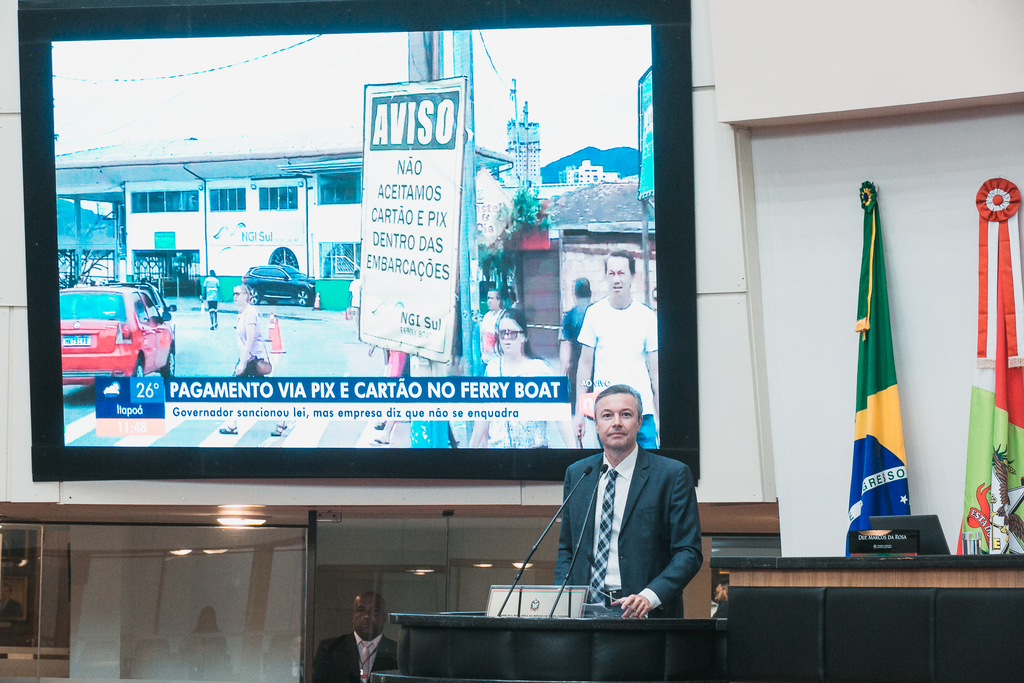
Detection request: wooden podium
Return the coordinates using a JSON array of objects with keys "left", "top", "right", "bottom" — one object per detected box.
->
[
  {"left": 716, "top": 554, "right": 1024, "bottom": 588},
  {"left": 377, "top": 613, "right": 726, "bottom": 683},
  {"left": 712, "top": 555, "right": 1024, "bottom": 682}
]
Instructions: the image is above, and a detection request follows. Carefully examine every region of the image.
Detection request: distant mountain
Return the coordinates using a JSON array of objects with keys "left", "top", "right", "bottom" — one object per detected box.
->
[
  {"left": 541, "top": 146, "right": 639, "bottom": 184},
  {"left": 57, "top": 199, "right": 110, "bottom": 240}
]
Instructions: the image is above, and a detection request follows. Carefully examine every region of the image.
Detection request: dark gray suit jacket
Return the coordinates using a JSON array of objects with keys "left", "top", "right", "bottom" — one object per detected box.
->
[
  {"left": 312, "top": 633, "right": 398, "bottom": 683},
  {"left": 554, "top": 449, "right": 702, "bottom": 617}
]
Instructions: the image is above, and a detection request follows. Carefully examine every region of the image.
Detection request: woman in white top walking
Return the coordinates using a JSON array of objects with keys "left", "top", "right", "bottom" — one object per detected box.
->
[{"left": 219, "top": 285, "right": 287, "bottom": 436}]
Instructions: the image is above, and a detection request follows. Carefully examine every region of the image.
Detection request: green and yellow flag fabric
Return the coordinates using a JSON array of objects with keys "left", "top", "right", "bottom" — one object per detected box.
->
[{"left": 847, "top": 182, "right": 910, "bottom": 544}]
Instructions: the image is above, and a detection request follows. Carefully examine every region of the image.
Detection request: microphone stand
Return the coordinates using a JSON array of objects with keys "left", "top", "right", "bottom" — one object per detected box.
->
[
  {"left": 550, "top": 463, "right": 607, "bottom": 617},
  {"left": 498, "top": 464, "right": 594, "bottom": 617}
]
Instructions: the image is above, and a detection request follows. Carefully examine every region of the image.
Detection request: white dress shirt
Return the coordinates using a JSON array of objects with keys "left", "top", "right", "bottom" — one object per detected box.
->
[
  {"left": 354, "top": 632, "right": 383, "bottom": 679},
  {"left": 591, "top": 446, "right": 662, "bottom": 609}
]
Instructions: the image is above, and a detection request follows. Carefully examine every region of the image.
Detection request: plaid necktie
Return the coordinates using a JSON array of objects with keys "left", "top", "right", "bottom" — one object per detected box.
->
[{"left": 590, "top": 469, "right": 618, "bottom": 597}]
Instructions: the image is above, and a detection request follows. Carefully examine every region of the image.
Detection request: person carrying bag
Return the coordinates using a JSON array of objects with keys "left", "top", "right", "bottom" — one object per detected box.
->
[
  {"left": 232, "top": 285, "right": 272, "bottom": 377},
  {"left": 219, "top": 285, "right": 278, "bottom": 436}
]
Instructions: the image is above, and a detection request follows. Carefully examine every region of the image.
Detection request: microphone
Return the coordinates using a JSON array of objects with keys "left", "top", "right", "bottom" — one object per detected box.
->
[
  {"left": 498, "top": 464, "right": 594, "bottom": 617},
  {"left": 550, "top": 463, "right": 608, "bottom": 617}
]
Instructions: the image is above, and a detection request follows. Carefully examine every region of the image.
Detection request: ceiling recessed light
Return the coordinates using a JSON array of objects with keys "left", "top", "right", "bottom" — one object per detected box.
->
[
  {"left": 170, "top": 549, "right": 192, "bottom": 556},
  {"left": 512, "top": 562, "right": 533, "bottom": 569},
  {"left": 473, "top": 563, "right": 493, "bottom": 568},
  {"left": 217, "top": 518, "right": 266, "bottom": 527},
  {"left": 203, "top": 549, "right": 228, "bottom": 554}
]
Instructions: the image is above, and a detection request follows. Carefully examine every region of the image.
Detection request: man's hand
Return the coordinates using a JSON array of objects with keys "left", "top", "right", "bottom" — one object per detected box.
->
[
  {"left": 573, "top": 413, "right": 586, "bottom": 442},
  {"left": 612, "top": 594, "right": 651, "bottom": 619}
]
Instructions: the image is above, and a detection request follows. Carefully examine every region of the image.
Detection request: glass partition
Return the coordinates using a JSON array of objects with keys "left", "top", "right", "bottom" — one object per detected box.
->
[
  {"left": 0, "top": 524, "right": 47, "bottom": 678},
  {"left": 0, "top": 524, "right": 306, "bottom": 682},
  {"left": 313, "top": 515, "right": 559, "bottom": 655}
]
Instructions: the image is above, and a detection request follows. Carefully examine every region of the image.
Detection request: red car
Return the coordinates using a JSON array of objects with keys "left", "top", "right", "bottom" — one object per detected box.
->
[{"left": 60, "top": 286, "right": 176, "bottom": 385}]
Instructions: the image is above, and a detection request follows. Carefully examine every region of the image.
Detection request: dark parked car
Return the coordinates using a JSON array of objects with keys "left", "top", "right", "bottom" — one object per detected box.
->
[
  {"left": 103, "top": 280, "right": 177, "bottom": 322},
  {"left": 242, "top": 265, "right": 315, "bottom": 306}
]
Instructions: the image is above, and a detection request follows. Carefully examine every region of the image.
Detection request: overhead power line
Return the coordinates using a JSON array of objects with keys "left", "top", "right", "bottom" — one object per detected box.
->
[
  {"left": 476, "top": 30, "right": 508, "bottom": 91},
  {"left": 55, "top": 35, "right": 322, "bottom": 83}
]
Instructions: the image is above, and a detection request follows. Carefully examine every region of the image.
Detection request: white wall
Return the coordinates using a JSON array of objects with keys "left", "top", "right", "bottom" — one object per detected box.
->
[
  {"left": 125, "top": 181, "right": 206, "bottom": 256},
  {"left": 307, "top": 201, "right": 361, "bottom": 279},
  {"left": 2, "top": 0, "right": 1021, "bottom": 563},
  {"left": 704, "top": 0, "right": 1024, "bottom": 555},
  {"left": 0, "top": 1, "right": 771, "bottom": 511},
  {"left": 752, "top": 105, "right": 1024, "bottom": 556},
  {"left": 709, "top": 0, "right": 1024, "bottom": 126}
]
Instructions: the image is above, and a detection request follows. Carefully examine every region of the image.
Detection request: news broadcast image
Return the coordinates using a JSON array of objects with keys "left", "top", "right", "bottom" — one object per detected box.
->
[{"left": 53, "top": 26, "right": 659, "bottom": 450}]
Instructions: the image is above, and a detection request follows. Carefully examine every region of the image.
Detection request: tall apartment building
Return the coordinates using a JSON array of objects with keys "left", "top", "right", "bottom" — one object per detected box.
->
[{"left": 505, "top": 102, "right": 542, "bottom": 187}]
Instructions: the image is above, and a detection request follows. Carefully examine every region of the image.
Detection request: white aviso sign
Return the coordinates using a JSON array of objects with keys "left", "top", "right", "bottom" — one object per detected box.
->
[{"left": 359, "top": 78, "right": 468, "bottom": 363}]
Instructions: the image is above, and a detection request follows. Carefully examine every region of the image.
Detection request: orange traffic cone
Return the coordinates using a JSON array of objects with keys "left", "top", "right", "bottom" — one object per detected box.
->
[
  {"left": 269, "top": 314, "right": 285, "bottom": 354},
  {"left": 313, "top": 291, "right": 321, "bottom": 310}
]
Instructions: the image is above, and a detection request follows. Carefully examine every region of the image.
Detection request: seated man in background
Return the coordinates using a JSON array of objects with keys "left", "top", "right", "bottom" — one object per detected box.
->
[
  {"left": 313, "top": 591, "right": 397, "bottom": 683},
  {"left": 712, "top": 579, "right": 729, "bottom": 618}
]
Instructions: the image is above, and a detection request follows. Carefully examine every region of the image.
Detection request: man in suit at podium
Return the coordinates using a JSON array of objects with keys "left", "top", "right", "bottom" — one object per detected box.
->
[
  {"left": 555, "top": 384, "right": 702, "bottom": 618},
  {"left": 313, "top": 591, "right": 398, "bottom": 683}
]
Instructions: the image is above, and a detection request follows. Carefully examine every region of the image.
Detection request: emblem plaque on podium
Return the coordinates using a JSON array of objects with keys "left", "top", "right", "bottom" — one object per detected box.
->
[{"left": 486, "top": 585, "right": 587, "bottom": 617}]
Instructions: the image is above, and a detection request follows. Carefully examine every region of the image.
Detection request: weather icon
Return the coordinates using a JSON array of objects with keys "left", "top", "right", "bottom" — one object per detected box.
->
[{"left": 103, "top": 381, "right": 121, "bottom": 397}]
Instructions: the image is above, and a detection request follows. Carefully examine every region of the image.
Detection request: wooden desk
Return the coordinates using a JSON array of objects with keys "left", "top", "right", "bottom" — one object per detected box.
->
[
  {"left": 713, "top": 555, "right": 1024, "bottom": 588},
  {"left": 712, "top": 556, "right": 1024, "bottom": 682}
]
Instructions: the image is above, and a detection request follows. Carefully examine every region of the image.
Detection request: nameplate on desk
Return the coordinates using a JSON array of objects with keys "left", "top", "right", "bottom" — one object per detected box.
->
[
  {"left": 849, "top": 529, "right": 918, "bottom": 556},
  {"left": 486, "top": 585, "right": 587, "bottom": 618}
]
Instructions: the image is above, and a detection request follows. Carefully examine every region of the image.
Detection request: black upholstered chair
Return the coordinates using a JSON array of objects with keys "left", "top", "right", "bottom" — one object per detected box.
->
[
  {"left": 935, "top": 588, "right": 1024, "bottom": 683},
  {"left": 824, "top": 588, "right": 935, "bottom": 683},
  {"left": 727, "top": 586, "right": 826, "bottom": 682}
]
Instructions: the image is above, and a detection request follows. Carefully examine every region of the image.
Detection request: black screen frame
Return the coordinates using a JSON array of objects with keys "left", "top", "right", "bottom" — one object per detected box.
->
[{"left": 19, "top": 0, "right": 698, "bottom": 482}]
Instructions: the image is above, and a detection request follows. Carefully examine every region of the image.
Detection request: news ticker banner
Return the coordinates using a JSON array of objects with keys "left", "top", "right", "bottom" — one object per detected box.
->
[{"left": 93, "top": 376, "right": 570, "bottom": 438}]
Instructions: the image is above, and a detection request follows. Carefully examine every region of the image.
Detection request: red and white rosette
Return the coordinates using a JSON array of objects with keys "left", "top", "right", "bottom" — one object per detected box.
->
[
  {"left": 977, "top": 178, "right": 1024, "bottom": 368},
  {"left": 977, "top": 178, "right": 1020, "bottom": 223}
]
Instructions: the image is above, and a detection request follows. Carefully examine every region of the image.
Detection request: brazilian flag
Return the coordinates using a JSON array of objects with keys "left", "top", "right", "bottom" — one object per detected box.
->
[{"left": 847, "top": 182, "right": 910, "bottom": 546}]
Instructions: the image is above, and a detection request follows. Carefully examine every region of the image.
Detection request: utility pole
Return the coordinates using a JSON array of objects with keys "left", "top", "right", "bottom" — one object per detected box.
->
[
  {"left": 410, "top": 30, "right": 478, "bottom": 375},
  {"left": 408, "top": 31, "right": 442, "bottom": 81},
  {"left": 510, "top": 79, "right": 521, "bottom": 186},
  {"left": 454, "top": 31, "right": 477, "bottom": 374}
]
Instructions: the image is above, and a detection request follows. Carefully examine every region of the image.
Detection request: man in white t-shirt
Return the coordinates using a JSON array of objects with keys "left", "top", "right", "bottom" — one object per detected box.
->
[{"left": 573, "top": 250, "right": 659, "bottom": 448}]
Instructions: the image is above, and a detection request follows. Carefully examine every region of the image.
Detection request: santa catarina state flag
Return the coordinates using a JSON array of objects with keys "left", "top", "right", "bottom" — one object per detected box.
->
[
  {"left": 847, "top": 182, "right": 910, "bottom": 543},
  {"left": 960, "top": 178, "right": 1024, "bottom": 555}
]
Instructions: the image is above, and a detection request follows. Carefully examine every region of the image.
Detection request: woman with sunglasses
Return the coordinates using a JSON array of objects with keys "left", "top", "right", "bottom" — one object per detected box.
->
[{"left": 469, "top": 308, "right": 579, "bottom": 449}]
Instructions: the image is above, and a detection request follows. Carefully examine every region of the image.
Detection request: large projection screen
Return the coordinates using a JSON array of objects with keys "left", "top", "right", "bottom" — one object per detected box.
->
[{"left": 19, "top": 0, "right": 697, "bottom": 482}]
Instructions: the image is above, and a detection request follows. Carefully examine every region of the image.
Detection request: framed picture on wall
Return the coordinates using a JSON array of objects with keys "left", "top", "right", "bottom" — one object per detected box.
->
[
  {"left": 0, "top": 576, "right": 27, "bottom": 621},
  {"left": 1, "top": 530, "right": 28, "bottom": 560}
]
